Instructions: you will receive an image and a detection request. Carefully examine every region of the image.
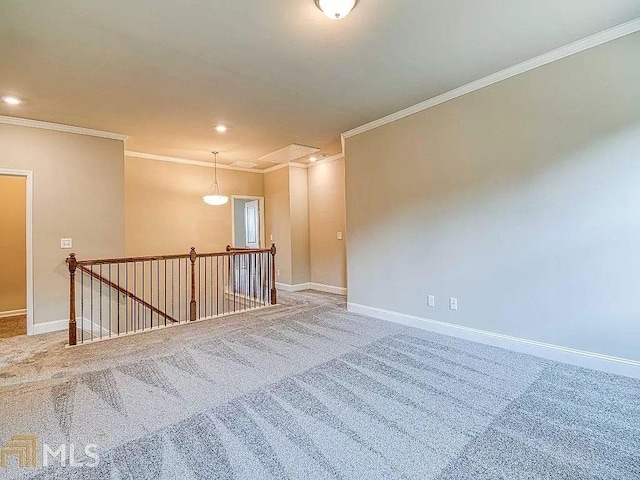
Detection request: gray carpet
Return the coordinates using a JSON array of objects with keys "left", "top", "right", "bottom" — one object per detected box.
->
[{"left": 0, "top": 291, "right": 638, "bottom": 479}]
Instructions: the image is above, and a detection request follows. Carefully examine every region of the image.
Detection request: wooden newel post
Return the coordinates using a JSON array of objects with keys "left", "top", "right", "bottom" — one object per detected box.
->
[
  {"left": 226, "top": 245, "right": 231, "bottom": 252},
  {"left": 189, "top": 247, "right": 197, "bottom": 321},
  {"left": 66, "top": 253, "right": 78, "bottom": 346},
  {"left": 270, "top": 243, "right": 277, "bottom": 304}
]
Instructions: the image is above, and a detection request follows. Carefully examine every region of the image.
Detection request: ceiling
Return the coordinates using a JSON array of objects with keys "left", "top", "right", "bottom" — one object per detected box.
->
[{"left": 1, "top": 0, "right": 639, "bottom": 168}]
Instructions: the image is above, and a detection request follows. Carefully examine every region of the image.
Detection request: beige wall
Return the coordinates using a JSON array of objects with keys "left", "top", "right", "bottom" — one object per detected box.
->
[
  {"left": 345, "top": 33, "right": 640, "bottom": 361},
  {"left": 0, "top": 123, "right": 125, "bottom": 325},
  {"left": 264, "top": 167, "right": 292, "bottom": 284},
  {"left": 308, "top": 158, "right": 347, "bottom": 288},
  {"left": 289, "top": 167, "right": 310, "bottom": 285},
  {"left": 266, "top": 162, "right": 346, "bottom": 288},
  {"left": 0, "top": 175, "right": 26, "bottom": 312},
  {"left": 125, "top": 156, "right": 264, "bottom": 256}
]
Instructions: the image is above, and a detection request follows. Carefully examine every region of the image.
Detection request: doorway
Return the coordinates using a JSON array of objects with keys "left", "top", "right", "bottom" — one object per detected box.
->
[
  {"left": 231, "top": 196, "right": 265, "bottom": 249},
  {"left": 0, "top": 172, "right": 31, "bottom": 338}
]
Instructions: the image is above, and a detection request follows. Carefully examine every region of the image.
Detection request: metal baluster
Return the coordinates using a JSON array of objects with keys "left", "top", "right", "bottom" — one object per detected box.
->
[
  {"left": 185, "top": 257, "right": 188, "bottom": 322},
  {"left": 125, "top": 261, "right": 129, "bottom": 335},
  {"left": 215, "top": 256, "right": 219, "bottom": 316},
  {"left": 116, "top": 263, "right": 120, "bottom": 336},
  {"left": 198, "top": 257, "right": 202, "bottom": 319},
  {"left": 171, "top": 259, "right": 175, "bottom": 323},
  {"left": 246, "top": 254, "right": 250, "bottom": 310},
  {"left": 108, "top": 265, "right": 112, "bottom": 337},
  {"left": 142, "top": 261, "right": 146, "bottom": 330},
  {"left": 99, "top": 265, "right": 103, "bottom": 339},
  {"left": 157, "top": 260, "right": 160, "bottom": 327},
  {"left": 150, "top": 261, "right": 154, "bottom": 328},
  {"left": 222, "top": 255, "right": 225, "bottom": 313},
  {"left": 90, "top": 265, "right": 93, "bottom": 342},
  {"left": 133, "top": 262, "right": 137, "bottom": 332},
  {"left": 203, "top": 256, "right": 207, "bottom": 319}
]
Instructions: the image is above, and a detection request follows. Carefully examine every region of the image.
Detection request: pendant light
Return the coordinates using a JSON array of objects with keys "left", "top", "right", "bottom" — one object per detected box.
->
[
  {"left": 203, "top": 151, "right": 229, "bottom": 205},
  {"left": 314, "top": 0, "right": 359, "bottom": 19}
]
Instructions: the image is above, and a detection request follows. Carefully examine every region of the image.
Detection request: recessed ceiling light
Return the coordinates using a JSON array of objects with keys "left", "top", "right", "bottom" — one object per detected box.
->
[
  {"left": 2, "top": 96, "right": 22, "bottom": 105},
  {"left": 215, "top": 125, "right": 228, "bottom": 133},
  {"left": 309, "top": 156, "right": 318, "bottom": 162}
]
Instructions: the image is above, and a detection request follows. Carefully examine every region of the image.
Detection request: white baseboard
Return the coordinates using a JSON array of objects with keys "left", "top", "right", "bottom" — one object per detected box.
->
[
  {"left": 276, "top": 282, "right": 347, "bottom": 295},
  {"left": 32, "top": 319, "right": 67, "bottom": 335},
  {"left": 309, "top": 283, "right": 347, "bottom": 295},
  {"left": 31, "top": 318, "right": 111, "bottom": 336},
  {"left": 347, "top": 302, "right": 640, "bottom": 379},
  {"left": 276, "top": 282, "right": 311, "bottom": 292},
  {"left": 0, "top": 309, "right": 27, "bottom": 319}
]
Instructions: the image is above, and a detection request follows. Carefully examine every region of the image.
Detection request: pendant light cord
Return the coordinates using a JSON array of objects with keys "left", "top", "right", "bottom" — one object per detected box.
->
[
  {"left": 211, "top": 152, "right": 218, "bottom": 185},
  {"left": 213, "top": 151, "right": 218, "bottom": 185}
]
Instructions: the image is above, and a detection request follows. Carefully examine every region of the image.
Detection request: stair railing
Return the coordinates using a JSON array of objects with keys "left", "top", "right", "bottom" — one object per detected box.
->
[{"left": 66, "top": 244, "right": 277, "bottom": 346}]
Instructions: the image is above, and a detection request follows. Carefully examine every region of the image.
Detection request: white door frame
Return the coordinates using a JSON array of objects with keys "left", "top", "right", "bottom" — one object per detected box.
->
[
  {"left": 231, "top": 195, "right": 266, "bottom": 248},
  {"left": 0, "top": 168, "right": 34, "bottom": 335}
]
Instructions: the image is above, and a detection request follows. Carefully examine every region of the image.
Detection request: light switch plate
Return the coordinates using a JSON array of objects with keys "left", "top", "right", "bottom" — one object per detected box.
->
[
  {"left": 61, "top": 238, "right": 73, "bottom": 249},
  {"left": 427, "top": 295, "right": 435, "bottom": 307},
  {"left": 337, "top": 232, "right": 343, "bottom": 240}
]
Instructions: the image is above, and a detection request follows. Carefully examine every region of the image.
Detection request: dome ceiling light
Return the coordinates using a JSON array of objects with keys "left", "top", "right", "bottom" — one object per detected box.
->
[{"left": 314, "top": 0, "right": 359, "bottom": 20}]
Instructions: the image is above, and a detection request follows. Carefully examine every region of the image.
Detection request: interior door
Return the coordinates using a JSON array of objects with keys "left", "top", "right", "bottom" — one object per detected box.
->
[{"left": 244, "top": 200, "right": 260, "bottom": 249}]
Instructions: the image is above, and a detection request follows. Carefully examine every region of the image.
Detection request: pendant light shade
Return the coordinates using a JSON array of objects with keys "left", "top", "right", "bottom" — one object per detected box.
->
[
  {"left": 314, "top": 0, "right": 358, "bottom": 19},
  {"left": 203, "top": 151, "right": 228, "bottom": 206}
]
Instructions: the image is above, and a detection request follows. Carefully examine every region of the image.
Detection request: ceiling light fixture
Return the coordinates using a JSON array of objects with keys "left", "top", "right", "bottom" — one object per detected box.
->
[
  {"left": 215, "top": 125, "right": 228, "bottom": 133},
  {"left": 203, "top": 151, "right": 229, "bottom": 206},
  {"left": 309, "top": 156, "right": 318, "bottom": 162},
  {"left": 314, "top": 0, "right": 359, "bottom": 19},
  {"left": 2, "top": 95, "right": 22, "bottom": 105}
]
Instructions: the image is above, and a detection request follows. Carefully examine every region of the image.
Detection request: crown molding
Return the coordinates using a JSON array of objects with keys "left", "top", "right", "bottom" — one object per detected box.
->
[
  {"left": 308, "top": 152, "right": 344, "bottom": 168},
  {"left": 0, "top": 115, "right": 128, "bottom": 141},
  {"left": 261, "top": 162, "right": 308, "bottom": 174},
  {"left": 342, "top": 18, "right": 640, "bottom": 141},
  {"left": 126, "top": 151, "right": 313, "bottom": 174},
  {"left": 125, "top": 151, "right": 262, "bottom": 173}
]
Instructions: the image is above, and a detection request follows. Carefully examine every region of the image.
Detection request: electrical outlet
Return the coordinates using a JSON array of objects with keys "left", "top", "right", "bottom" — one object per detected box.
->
[
  {"left": 270, "top": 234, "right": 274, "bottom": 241},
  {"left": 449, "top": 297, "right": 458, "bottom": 311},
  {"left": 60, "top": 238, "right": 72, "bottom": 249},
  {"left": 277, "top": 269, "right": 280, "bottom": 277},
  {"left": 337, "top": 231, "right": 343, "bottom": 240},
  {"left": 427, "top": 295, "right": 435, "bottom": 307}
]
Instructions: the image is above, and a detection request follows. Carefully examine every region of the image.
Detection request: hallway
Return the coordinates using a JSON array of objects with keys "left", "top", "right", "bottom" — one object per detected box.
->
[{"left": 0, "top": 314, "right": 26, "bottom": 339}]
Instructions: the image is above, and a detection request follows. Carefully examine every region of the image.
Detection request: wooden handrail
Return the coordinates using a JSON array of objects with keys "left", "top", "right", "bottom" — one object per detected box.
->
[
  {"left": 77, "top": 265, "right": 179, "bottom": 324},
  {"left": 76, "top": 248, "right": 273, "bottom": 266},
  {"left": 198, "top": 248, "right": 271, "bottom": 257}
]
